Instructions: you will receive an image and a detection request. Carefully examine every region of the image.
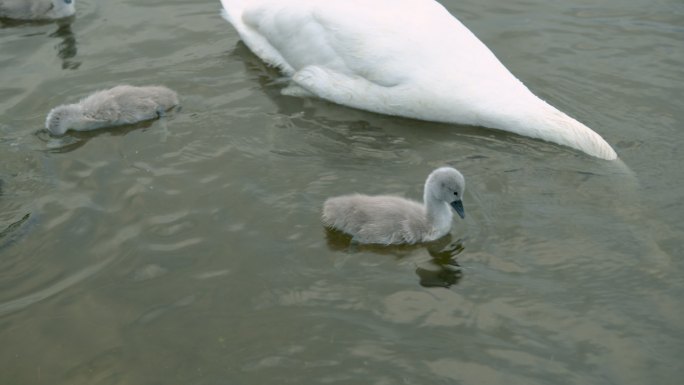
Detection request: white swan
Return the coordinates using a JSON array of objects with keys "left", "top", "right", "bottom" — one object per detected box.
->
[
  {"left": 322, "top": 167, "right": 465, "bottom": 245},
  {"left": 220, "top": 0, "right": 617, "bottom": 160},
  {"left": 45, "top": 85, "right": 179, "bottom": 136},
  {"left": 0, "top": 0, "right": 75, "bottom": 20}
]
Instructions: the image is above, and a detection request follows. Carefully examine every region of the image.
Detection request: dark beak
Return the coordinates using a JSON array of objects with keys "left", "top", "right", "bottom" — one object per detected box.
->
[{"left": 450, "top": 200, "right": 465, "bottom": 219}]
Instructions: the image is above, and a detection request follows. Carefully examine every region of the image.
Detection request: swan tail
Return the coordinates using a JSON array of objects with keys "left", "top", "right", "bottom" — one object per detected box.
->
[
  {"left": 541, "top": 105, "right": 618, "bottom": 160},
  {"left": 492, "top": 97, "right": 619, "bottom": 160},
  {"left": 570, "top": 120, "right": 618, "bottom": 161}
]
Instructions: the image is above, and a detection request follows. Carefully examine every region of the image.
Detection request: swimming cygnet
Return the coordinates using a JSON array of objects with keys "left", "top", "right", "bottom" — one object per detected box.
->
[
  {"left": 45, "top": 85, "right": 179, "bottom": 136},
  {"left": 322, "top": 167, "right": 466, "bottom": 245},
  {"left": 0, "top": 0, "right": 75, "bottom": 20}
]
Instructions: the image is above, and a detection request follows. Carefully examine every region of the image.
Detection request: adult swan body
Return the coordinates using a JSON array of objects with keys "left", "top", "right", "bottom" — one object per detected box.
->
[{"left": 220, "top": 0, "right": 617, "bottom": 160}]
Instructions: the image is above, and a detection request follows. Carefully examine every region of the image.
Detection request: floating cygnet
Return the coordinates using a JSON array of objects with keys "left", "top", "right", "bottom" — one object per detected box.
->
[
  {"left": 45, "top": 85, "right": 179, "bottom": 136},
  {"left": 0, "top": 0, "right": 75, "bottom": 20},
  {"left": 322, "top": 167, "right": 466, "bottom": 245},
  {"left": 220, "top": 0, "right": 617, "bottom": 160}
]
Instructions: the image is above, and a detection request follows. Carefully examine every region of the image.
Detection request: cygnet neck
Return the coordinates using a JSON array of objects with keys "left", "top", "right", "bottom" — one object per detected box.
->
[{"left": 423, "top": 183, "right": 453, "bottom": 232}]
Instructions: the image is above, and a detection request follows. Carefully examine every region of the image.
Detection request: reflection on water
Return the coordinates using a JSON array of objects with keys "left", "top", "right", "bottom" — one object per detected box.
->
[
  {"left": 36, "top": 118, "right": 167, "bottom": 153},
  {"left": 49, "top": 19, "right": 80, "bottom": 70},
  {"left": 0, "top": 16, "right": 79, "bottom": 70},
  {"left": 325, "top": 228, "right": 466, "bottom": 288},
  {"left": 415, "top": 241, "right": 465, "bottom": 288}
]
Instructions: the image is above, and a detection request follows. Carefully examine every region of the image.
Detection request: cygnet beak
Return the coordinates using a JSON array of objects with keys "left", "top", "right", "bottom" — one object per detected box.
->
[
  {"left": 450, "top": 200, "right": 465, "bottom": 219},
  {"left": 65, "top": 0, "right": 73, "bottom": 4}
]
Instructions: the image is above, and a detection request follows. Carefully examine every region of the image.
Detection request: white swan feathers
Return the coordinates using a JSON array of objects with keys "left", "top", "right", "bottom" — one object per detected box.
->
[
  {"left": 45, "top": 85, "right": 179, "bottom": 136},
  {"left": 0, "top": 0, "right": 75, "bottom": 20},
  {"left": 322, "top": 167, "right": 466, "bottom": 245},
  {"left": 220, "top": 0, "right": 617, "bottom": 160}
]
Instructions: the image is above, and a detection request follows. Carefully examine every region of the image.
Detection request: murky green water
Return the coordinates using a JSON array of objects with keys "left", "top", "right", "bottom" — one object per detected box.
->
[{"left": 1, "top": 0, "right": 682, "bottom": 384}]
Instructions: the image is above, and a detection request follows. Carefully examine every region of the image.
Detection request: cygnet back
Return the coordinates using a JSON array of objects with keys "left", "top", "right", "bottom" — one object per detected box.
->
[
  {"left": 45, "top": 85, "right": 179, "bottom": 136},
  {"left": 322, "top": 167, "right": 466, "bottom": 245}
]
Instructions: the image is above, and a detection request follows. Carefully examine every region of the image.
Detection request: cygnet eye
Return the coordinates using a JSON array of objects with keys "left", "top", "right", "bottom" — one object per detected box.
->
[{"left": 453, "top": 191, "right": 458, "bottom": 196}]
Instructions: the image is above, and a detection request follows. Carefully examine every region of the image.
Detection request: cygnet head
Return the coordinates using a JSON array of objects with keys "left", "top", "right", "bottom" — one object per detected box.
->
[
  {"left": 425, "top": 167, "right": 466, "bottom": 219},
  {"left": 45, "top": 104, "right": 82, "bottom": 136},
  {"left": 51, "top": 0, "right": 76, "bottom": 18}
]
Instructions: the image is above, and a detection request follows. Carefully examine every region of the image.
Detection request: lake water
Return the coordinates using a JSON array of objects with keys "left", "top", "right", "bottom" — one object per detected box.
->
[{"left": 1, "top": 0, "right": 682, "bottom": 384}]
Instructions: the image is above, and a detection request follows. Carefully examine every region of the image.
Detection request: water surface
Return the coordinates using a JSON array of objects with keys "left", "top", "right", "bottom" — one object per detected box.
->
[{"left": 1, "top": 0, "right": 683, "bottom": 384}]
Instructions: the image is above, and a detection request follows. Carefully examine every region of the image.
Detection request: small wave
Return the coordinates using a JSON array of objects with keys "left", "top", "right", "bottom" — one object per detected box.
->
[{"left": 0, "top": 256, "right": 115, "bottom": 317}]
